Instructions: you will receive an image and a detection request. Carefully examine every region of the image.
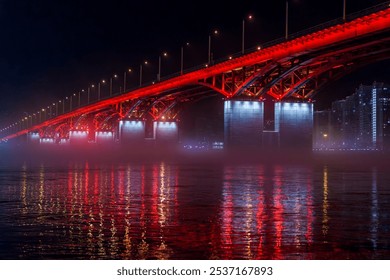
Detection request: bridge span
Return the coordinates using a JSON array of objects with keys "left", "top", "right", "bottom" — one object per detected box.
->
[{"left": 1, "top": 3, "right": 390, "bottom": 151}]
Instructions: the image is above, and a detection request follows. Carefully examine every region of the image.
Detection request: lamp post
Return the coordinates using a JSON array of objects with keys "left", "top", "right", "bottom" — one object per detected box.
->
[
  {"left": 158, "top": 52, "right": 168, "bottom": 82},
  {"left": 78, "top": 91, "right": 82, "bottom": 107},
  {"left": 208, "top": 30, "right": 218, "bottom": 65},
  {"left": 42, "top": 108, "right": 46, "bottom": 121},
  {"left": 59, "top": 100, "right": 63, "bottom": 114},
  {"left": 110, "top": 74, "right": 118, "bottom": 96},
  {"left": 98, "top": 80, "right": 106, "bottom": 100},
  {"left": 181, "top": 42, "right": 190, "bottom": 75},
  {"left": 343, "top": 0, "right": 346, "bottom": 21},
  {"left": 242, "top": 15, "right": 253, "bottom": 54},
  {"left": 123, "top": 69, "right": 132, "bottom": 92},
  {"left": 70, "top": 93, "right": 76, "bottom": 111}
]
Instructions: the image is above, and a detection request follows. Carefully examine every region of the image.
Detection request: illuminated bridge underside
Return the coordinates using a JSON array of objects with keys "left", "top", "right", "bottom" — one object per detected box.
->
[
  {"left": 2, "top": 7, "right": 390, "bottom": 141},
  {"left": 40, "top": 85, "right": 215, "bottom": 139}
]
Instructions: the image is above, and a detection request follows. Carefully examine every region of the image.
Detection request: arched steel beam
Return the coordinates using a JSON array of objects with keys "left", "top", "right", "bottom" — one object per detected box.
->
[{"left": 97, "top": 112, "right": 121, "bottom": 130}]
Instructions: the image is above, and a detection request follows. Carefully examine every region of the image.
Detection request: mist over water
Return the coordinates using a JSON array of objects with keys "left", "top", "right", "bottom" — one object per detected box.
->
[{"left": 0, "top": 148, "right": 390, "bottom": 259}]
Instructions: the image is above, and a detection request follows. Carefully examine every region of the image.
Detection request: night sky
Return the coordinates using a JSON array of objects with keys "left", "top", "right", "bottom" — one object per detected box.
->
[{"left": 0, "top": 0, "right": 389, "bottom": 126}]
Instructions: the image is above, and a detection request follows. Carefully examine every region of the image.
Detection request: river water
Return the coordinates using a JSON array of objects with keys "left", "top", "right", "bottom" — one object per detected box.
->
[{"left": 0, "top": 157, "right": 389, "bottom": 259}]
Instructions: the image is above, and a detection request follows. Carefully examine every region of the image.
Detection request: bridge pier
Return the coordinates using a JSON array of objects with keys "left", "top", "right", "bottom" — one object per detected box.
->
[
  {"left": 224, "top": 100, "right": 264, "bottom": 150},
  {"left": 275, "top": 102, "right": 313, "bottom": 151},
  {"left": 119, "top": 120, "right": 146, "bottom": 144},
  {"left": 27, "top": 132, "right": 40, "bottom": 145}
]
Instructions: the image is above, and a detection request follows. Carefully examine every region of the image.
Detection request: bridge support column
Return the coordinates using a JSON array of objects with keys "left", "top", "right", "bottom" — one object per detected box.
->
[
  {"left": 224, "top": 100, "right": 264, "bottom": 150},
  {"left": 275, "top": 102, "right": 313, "bottom": 151},
  {"left": 119, "top": 120, "right": 146, "bottom": 144},
  {"left": 153, "top": 121, "right": 178, "bottom": 145}
]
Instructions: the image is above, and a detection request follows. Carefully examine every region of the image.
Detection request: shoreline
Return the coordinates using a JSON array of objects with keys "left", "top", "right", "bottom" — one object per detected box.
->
[{"left": 1, "top": 144, "right": 390, "bottom": 167}]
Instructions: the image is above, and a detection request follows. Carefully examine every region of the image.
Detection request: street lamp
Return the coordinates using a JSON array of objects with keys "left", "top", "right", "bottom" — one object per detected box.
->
[
  {"left": 42, "top": 108, "right": 46, "bottom": 121},
  {"left": 181, "top": 42, "right": 190, "bottom": 75},
  {"left": 208, "top": 29, "right": 219, "bottom": 65},
  {"left": 242, "top": 14, "right": 253, "bottom": 54},
  {"left": 140, "top": 60, "right": 148, "bottom": 87},
  {"left": 110, "top": 74, "right": 118, "bottom": 96},
  {"left": 78, "top": 90, "right": 83, "bottom": 107},
  {"left": 123, "top": 69, "right": 132, "bottom": 92},
  {"left": 98, "top": 80, "right": 106, "bottom": 100},
  {"left": 59, "top": 100, "right": 64, "bottom": 114},
  {"left": 158, "top": 52, "right": 168, "bottom": 82}
]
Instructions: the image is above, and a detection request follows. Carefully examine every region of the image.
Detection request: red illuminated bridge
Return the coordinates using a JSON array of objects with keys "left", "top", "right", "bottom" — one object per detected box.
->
[{"left": 1, "top": 2, "right": 390, "bottom": 150}]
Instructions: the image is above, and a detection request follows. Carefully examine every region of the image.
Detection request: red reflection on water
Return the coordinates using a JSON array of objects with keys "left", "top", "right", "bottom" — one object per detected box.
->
[
  {"left": 93, "top": 168, "right": 99, "bottom": 204},
  {"left": 273, "top": 165, "right": 284, "bottom": 260}
]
